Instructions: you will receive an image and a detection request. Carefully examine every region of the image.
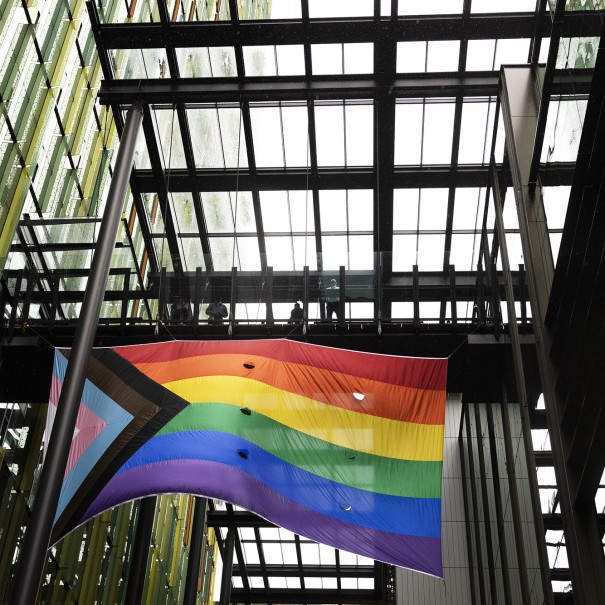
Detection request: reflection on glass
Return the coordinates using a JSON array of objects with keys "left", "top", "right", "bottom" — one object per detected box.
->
[
  {"left": 111, "top": 48, "right": 169, "bottom": 79},
  {"left": 176, "top": 47, "right": 238, "bottom": 77},
  {"left": 202, "top": 191, "right": 255, "bottom": 233},
  {"left": 209, "top": 236, "right": 260, "bottom": 270},
  {"left": 171, "top": 192, "right": 197, "bottom": 233},
  {"left": 180, "top": 237, "right": 205, "bottom": 271},
  {"left": 541, "top": 99, "right": 587, "bottom": 163},
  {"left": 244, "top": 46, "right": 277, "bottom": 76},
  {"left": 153, "top": 109, "right": 186, "bottom": 169},
  {"left": 557, "top": 37, "right": 599, "bottom": 69}
]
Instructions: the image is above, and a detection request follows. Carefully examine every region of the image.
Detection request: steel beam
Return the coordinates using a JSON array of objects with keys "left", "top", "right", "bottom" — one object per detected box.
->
[
  {"left": 11, "top": 103, "right": 144, "bottom": 605},
  {"left": 93, "top": 13, "right": 603, "bottom": 49},
  {"left": 500, "top": 65, "right": 605, "bottom": 604}
]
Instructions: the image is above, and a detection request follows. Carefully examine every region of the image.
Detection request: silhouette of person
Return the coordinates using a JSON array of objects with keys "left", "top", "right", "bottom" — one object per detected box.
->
[
  {"left": 205, "top": 300, "right": 228, "bottom": 325},
  {"left": 325, "top": 279, "right": 340, "bottom": 320},
  {"left": 288, "top": 302, "right": 304, "bottom": 324},
  {"left": 170, "top": 300, "right": 193, "bottom": 323}
]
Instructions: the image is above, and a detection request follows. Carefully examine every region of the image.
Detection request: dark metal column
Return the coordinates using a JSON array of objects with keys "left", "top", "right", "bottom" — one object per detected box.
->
[
  {"left": 219, "top": 527, "right": 236, "bottom": 605},
  {"left": 491, "top": 161, "right": 551, "bottom": 604},
  {"left": 12, "top": 103, "right": 143, "bottom": 605},
  {"left": 183, "top": 498, "right": 207, "bottom": 605},
  {"left": 124, "top": 497, "right": 156, "bottom": 604},
  {"left": 501, "top": 65, "right": 605, "bottom": 604}
]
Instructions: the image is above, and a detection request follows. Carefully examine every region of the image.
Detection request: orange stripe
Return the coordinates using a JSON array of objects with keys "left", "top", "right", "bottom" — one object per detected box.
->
[{"left": 131, "top": 353, "right": 445, "bottom": 425}]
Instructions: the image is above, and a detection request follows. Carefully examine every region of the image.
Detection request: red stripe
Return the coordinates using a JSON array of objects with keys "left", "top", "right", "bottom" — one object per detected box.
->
[{"left": 113, "top": 340, "right": 447, "bottom": 391}]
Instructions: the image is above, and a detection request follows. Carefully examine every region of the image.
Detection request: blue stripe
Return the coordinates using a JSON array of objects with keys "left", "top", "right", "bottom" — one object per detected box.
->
[
  {"left": 117, "top": 431, "right": 441, "bottom": 538},
  {"left": 53, "top": 351, "right": 134, "bottom": 522}
]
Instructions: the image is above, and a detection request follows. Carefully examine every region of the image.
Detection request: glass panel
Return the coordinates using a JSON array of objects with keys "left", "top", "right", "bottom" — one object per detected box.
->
[
  {"left": 315, "top": 104, "right": 345, "bottom": 166},
  {"left": 276, "top": 45, "right": 306, "bottom": 76},
  {"left": 392, "top": 234, "right": 417, "bottom": 271},
  {"left": 458, "top": 101, "right": 492, "bottom": 165},
  {"left": 172, "top": 192, "right": 197, "bottom": 233},
  {"left": 426, "top": 41, "right": 460, "bottom": 72},
  {"left": 399, "top": 0, "right": 463, "bottom": 14},
  {"left": 250, "top": 106, "right": 284, "bottom": 168},
  {"left": 180, "top": 237, "right": 205, "bottom": 271},
  {"left": 450, "top": 233, "right": 481, "bottom": 270},
  {"left": 202, "top": 191, "right": 256, "bottom": 233},
  {"left": 311, "top": 44, "right": 343, "bottom": 75},
  {"left": 393, "top": 189, "right": 419, "bottom": 230},
  {"left": 218, "top": 107, "right": 248, "bottom": 168},
  {"left": 472, "top": 0, "right": 536, "bottom": 11},
  {"left": 557, "top": 37, "right": 599, "bottom": 69},
  {"left": 348, "top": 190, "right": 373, "bottom": 231},
  {"left": 243, "top": 46, "right": 277, "bottom": 76},
  {"left": 397, "top": 41, "right": 426, "bottom": 73},
  {"left": 290, "top": 190, "right": 316, "bottom": 232},
  {"left": 494, "top": 39, "right": 531, "bottom": 69},
  {"left": 349, "top": 235, "right": 374, "bottom": 269},
  {"left": 321, "top": 234, "right": 348, "bottom": 269},
  {"left": 309, "top": 0, "right": 373, "bottom": 17},
  {"left": 418, "top": 189, "right": 448, "bottom": 230},
  {"left": 176, "top": 48, "right": 212, "bottom": 77},
  {"left": 394, "top": 102, "right": 423, "bottom": 165},
  {"left": 265, "top": 236, "right": 295, "bottom": 270},
  {"left": 343, "top": 43, "right": 374, "bottom": 74},
  {"left": 423, "top": 102, "right": 455, "bottom": 164},
  {"left": 320, "top": 190, "right": 348, "bottom": 231},
  {"left": 345, "top": 104, "right": 373, "bottom": 166},
  {"left": 260, "top": 191, "right": 290, "bottom": 232},
  {"left": 452, "top": 188, "right": 486, "bottom": 231},
  {"left": 153, "top": 109, "right": 186, "bottom": 169},
  {"left": 209, "top": 47, "right": 237, "bottom": 77},
  {"left": 541, "top": 99, "right": 587, "bottom": 163},
  {"left": 241, "top": 0, "right": 301, "bottom": 18},
  {"left": 417, "top": 234, "right": 445, "bottom": 270},
  {"left": 466, "top": 40, "right": 496, "bottom": 71},
  {"left": 111, "top": 48, "right": 169, "bottom": 79},
  {"left": 282, "top": 105, "right": 309, "bottom": 167},
  {"left": 542, "top": 186, "right": 570, "bottom": 229}
]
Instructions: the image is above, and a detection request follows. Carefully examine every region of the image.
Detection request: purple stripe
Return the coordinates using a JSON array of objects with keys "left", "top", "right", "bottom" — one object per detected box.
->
[{"left": 84, "top": 459, "right": 442, "bottom": 576}]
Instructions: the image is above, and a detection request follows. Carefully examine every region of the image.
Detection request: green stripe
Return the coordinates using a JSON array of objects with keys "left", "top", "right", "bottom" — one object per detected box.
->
[{"left": 159, "top": 402, "right": 442, "bottom": 499}]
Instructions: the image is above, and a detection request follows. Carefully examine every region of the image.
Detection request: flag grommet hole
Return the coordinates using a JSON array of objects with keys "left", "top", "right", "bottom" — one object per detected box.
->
[
  {"left": 240, "top": 407, "right": 252, "bottom": 415},
  {"left": 243, "top": 361, "right": 255, "bottom": 369},
  {"left": 237, "top": 449, "right": 249, "bottom": 459}
]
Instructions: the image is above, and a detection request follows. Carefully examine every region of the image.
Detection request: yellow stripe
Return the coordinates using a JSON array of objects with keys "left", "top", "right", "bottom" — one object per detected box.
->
[{"left": 164, "top": 375, "right": 444, "bottom": 462}]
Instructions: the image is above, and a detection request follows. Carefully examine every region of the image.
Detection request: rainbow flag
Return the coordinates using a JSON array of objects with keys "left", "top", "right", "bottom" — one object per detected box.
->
[{"left": 49, "top": 340, "right": 447, "bottom": 576}]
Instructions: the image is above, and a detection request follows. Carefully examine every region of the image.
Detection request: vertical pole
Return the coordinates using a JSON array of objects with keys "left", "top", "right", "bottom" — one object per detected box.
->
[
  {"left": 124, "top": 497, "right": 156, "bottom": 605},
  {"left": 12, "top": 104, "right": 144, "bottom": 605},
  {"left": 183, "top": 498, "right": 207, "bottom": 605},
  {"left": 219, "top": 527, "right": 236, "bottom": 605}
]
